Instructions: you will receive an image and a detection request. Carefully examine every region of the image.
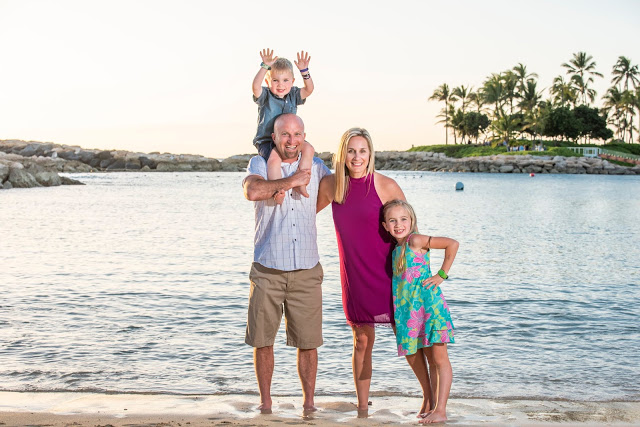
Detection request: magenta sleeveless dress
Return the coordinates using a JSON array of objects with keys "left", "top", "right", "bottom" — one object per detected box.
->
[{"left": 332, "top": 174, "right": 395, "bottom": 327}]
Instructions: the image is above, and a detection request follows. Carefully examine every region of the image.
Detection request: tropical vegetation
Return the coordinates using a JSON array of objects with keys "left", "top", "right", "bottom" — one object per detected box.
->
[{"left": 429, "top": 52, "right": 640, "bottom": 146}]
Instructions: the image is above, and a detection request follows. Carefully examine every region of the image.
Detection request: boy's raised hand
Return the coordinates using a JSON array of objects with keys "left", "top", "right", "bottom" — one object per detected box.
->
[
  {"left": 260, "top": 48, "right": 278, "bottom": 67},
  {"left": 294, "top": 51, "right": 311, "bottom": 70}
]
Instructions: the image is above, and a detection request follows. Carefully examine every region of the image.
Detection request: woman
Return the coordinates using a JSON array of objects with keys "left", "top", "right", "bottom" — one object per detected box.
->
[{"left": 317, "top": 128, "right": 405, "bottom": 414}]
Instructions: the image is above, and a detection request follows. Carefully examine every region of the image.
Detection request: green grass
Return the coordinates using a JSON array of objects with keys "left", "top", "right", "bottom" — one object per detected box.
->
[
  {"left": 408, "top": 143, "right": 580, "bottom": 158},
  {"left": 410, "top": 140, "right": 640, "bottom": 159},
  {"left": 606, "top": 158, "right": 636, "bottom": 167},
  {"left": 409, "top": 144, "right": 507, "bottom": 158}
]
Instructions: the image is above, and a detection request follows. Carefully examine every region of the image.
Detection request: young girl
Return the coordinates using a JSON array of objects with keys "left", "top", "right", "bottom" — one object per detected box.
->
[{"left": 382, "top": 200, "right": 459, "bottom": 424}]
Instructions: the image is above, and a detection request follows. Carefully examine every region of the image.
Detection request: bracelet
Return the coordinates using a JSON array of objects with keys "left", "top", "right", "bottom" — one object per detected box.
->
[
  {"left": 437, "top": 269, "right": 448, "bottom": 280},
  {"left": 299, "top": 67, "right": 309, "bottom": 73},
  {"left": 260, "top": 62, "right": 271, "bottom": 70},
  {"left": 303, "top": 73, "right": 311, "bottom": 80}
]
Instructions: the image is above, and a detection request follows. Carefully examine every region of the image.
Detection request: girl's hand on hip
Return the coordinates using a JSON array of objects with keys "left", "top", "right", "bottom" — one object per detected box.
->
[{"left": 422, "top": 275, "right": 443, "bottom": 290}]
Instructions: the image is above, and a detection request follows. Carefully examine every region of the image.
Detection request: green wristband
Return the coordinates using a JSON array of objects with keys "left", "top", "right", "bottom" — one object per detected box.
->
[
  {"left": 260, "top": 62, "right": 271, "bottom": 70},
  {"left": 437, "top": 269, "right": 448, "bottom": 280}
]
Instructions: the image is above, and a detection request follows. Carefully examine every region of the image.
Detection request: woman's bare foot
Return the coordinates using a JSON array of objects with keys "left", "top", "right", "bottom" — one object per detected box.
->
[{"left": 419, "top": 410, "right": 447, "bottom": 423}]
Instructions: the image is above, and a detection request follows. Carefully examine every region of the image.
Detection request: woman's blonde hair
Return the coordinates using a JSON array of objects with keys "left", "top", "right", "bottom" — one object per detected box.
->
[
  {"left": 382, "top": 199, "right": 419, "bottom": 276},
  {"left": 332, "top": 127, "right": 376, "bottom": 204}
]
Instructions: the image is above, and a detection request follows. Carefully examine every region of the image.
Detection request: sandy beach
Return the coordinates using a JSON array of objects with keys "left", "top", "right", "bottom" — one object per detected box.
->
[{"left": 1, "top": 392, "right": 639, "bottom": 426}]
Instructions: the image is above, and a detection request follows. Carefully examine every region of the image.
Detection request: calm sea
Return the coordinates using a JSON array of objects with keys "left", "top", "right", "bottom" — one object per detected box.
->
[{"left": 1, "top": 171, "right": 639, "bottom": 401}]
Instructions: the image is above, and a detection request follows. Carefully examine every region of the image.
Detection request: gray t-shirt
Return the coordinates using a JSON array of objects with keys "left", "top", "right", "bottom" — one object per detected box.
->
[{"left": 253, "top": 86, "right": 305, "bottom": 147}]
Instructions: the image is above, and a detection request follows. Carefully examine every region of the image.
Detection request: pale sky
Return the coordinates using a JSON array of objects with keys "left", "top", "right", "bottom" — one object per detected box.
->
[{"left": 1, "top": 0, "right": 639, "bottom": 158}]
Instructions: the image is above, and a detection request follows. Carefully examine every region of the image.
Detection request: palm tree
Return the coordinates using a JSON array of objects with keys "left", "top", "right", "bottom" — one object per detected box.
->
[
  {"left": 610, "top": 56, "right": 639, "bottom": 143},
  {"left": 481, "top": 73, "right": 505, "bottom": 121},
  {"left": 513, "top": 63, "right": 539, "bottom": 97},
  {"left": 603, "top": 86, "right": 625, "bottom": 140},
  {"left": 429, "top": 83, "right": 456, "bottom": 145},
  {"left": 635, "top": 87, "right": 640, "bottom": 142},
  {"left": 562, "top": 51, "right": 603, "bottom": 106},
  {"left": 502, "top": 71, "right": 519, "bottom": 115},
  {"left": 611, "top": 56, "right": 640, "bottom": 92},
  {"left": 467, "top": 90, "right": 485, "bottom": 114},
  {"left": 452, "top": 85, "right": 472, "bottom": 113},
  {"left": 518, "top": 79, "right": 543, "bottom": 141},
  {"left": 621, "top": 90, "right": 636, "bottom": 143},
  {"left": 550, "top": 75, "right": 577, "bottom": 108},
  {"left": 571, "top": 74, "right": 597, "bottom": 105},
  {"left": 602, "top": 86, "right": 636, "bottom": 142}
]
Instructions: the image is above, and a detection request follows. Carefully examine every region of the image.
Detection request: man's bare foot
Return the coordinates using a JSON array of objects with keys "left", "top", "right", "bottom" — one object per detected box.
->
[
  {"left": 420, "top": 410, "right": 447, "bottom": 423},
  {"left": 257, "top": 403, "right": 272, "bottom": 414},
  {"left": 273, "top": 190, "right": 285, "bottom": 205},
  {"left": 357, "top": 408, "right": 369, "bottom": 418},
  {"left": 294, "top": 185, "right": 309, "bottom": 198},
  {"left": 302, "top": 405, "right": 317, "bottom": 417}
]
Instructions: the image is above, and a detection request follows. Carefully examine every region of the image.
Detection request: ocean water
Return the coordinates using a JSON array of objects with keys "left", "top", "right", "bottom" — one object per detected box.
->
[{"left": 1, "top": 171, "right": 639, "bottom": 402}]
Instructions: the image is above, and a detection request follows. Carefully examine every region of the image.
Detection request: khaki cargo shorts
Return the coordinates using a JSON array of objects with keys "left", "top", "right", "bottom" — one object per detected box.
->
[{"left": 245, "top": 262, "right": 323, "bottom": 349}]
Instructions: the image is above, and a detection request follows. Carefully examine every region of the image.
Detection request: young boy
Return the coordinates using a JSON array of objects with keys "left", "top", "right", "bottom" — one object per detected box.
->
[{"left": 252, "top": 48, "right": 315, "bottom": 204}]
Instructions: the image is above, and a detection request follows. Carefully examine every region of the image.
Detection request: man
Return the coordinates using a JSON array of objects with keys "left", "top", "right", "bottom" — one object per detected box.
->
[{"left": 242, "top": 113, "right": 330, "bottom": 413}]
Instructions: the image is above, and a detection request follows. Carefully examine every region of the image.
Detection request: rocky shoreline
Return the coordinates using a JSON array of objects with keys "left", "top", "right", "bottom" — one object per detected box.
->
[
  {"left": 373, "top": 150, "right": 640, "bottom": 175},
  {"left": 1, "top": 139, "right": 638, "bottom": 189}
]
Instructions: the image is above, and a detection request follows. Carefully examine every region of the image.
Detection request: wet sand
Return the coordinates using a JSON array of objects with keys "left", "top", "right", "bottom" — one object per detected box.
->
[{"left": 1, "top": 392, "right": 639, "bottom": 426}]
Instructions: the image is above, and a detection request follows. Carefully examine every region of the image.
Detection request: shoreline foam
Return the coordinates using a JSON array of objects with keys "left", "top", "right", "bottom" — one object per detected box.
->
[{"left": 1, "top": 391, "right": 639, "bottom": 426}]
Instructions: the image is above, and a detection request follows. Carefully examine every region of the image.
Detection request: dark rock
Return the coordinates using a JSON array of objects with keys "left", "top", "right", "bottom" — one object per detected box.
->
[
  {"left": 61, "top": 176, "right": 85, "bottom": 185},
  {"left": 78, "top": 150, "right": 96, "bottom": 163},
  {"left": 58, "top": 150, "right": 80, "bottom": 161},
  {"left": 34, "top": 170, "right": 62, "bottom": 186},
  {"left": 139, "top": 156, "right": 156, "bottom": 169},
  {"left": 18, "top": 143, "right": 40, "bottom": 157},
  {"left": 106, "top": 159, "right": 126, "bottom": 170},
  {"left": 125, "top": 160, "right": 142, "bottom": 170},
  {"left": 37, "top": 143, "right": 54, "bottom": 156},
  {"left": 99, "top": 159, "right": 113, "bottom": 169},
  {"left": 89, "top": 158, "right": 102, "bottom": 168},
  {"left": 0, "top": 163, "right": 9, "bottom": 182},
  {"left": 97, "top": 150, "right": 112, "bottom": 160},
  {"left": 9, "top": 168, "right": 41, "bottom": 188}
]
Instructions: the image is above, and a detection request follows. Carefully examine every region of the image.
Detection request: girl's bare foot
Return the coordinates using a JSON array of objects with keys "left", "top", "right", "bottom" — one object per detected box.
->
[
  {"left": 419, "top": 410, "right": 447, "bottom": 423},
  {"left": 418, "top": 410, "right": 434, "bottom": 418},
  {"left": 417, "top": 398, "right": 433, "bottom": 418}
]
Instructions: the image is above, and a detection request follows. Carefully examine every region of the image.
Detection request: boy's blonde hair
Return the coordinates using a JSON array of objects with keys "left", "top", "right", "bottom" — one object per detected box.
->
[
  {"left": 332, "top": 127, "right": 376, "bottom": 204},
  {"left": 382, "top": 199, "right": 420, "bottom": 276},
  {"left": 267, "top": 58, "right": 294, "bottom": 78}
]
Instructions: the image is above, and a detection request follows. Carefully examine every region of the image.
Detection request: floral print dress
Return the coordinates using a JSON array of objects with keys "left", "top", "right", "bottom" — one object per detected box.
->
[{"left": 392, "top": 242, "right": 455, "bottom": 356}]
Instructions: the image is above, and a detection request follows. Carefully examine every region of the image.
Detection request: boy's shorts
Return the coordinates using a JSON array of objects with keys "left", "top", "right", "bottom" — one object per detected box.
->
[
  {"left": 255, "top": 140, "right": 274, "bottom": 162},
  {"left": 245, "top": 262, "right": 323, "bottom": 349}
]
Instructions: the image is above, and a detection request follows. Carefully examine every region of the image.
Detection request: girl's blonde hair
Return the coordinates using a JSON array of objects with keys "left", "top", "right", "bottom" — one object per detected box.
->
[
  {"left": 382, "top": 199, "right": 419, "bottom": 276},
  {"left": 332, "top": 127, "right": 376, "bottom": 204}
]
